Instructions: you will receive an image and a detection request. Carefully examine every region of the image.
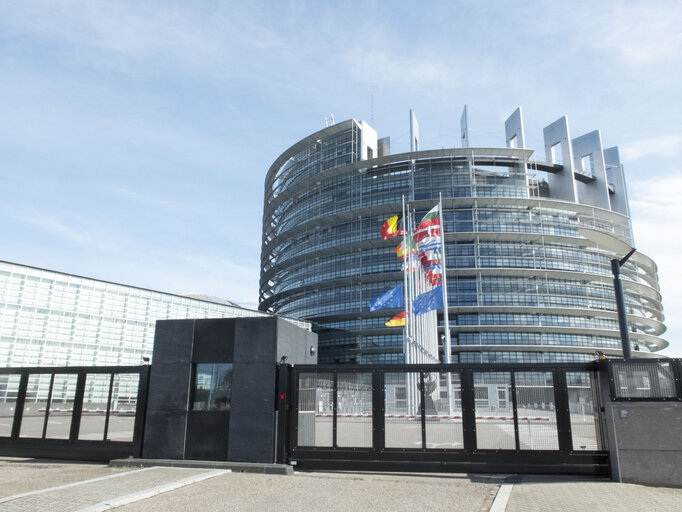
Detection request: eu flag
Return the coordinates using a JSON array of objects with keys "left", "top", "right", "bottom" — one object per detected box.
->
[
  {"left": 412, "top": 286, "right": 444, "bottom": 315},
  {"left": 369, "top": 283, "right": 403, "bottom": 311}
]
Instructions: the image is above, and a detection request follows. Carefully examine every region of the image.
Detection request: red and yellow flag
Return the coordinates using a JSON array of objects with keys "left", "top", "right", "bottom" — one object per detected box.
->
[
  {"left": 394, "top": 237, "right": 417, "bottom": 260},
  {"left": 380, "top": 215, "right": 405, "bottom": 239},
  {"left": 385, "top": 311, "right": 406, "bottom": 327}
]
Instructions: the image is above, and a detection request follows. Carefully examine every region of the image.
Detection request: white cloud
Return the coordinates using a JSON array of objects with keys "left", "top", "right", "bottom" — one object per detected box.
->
[
  {"left": 4, "top": 207, "right": 122, "bottom": 254},
  {"left": 597, "top": 4, "right": 682, "bottom": 66},
  {"left": 174, "top": 252, "right": 260, "bottom": 304},
  {"left": 348, "top": 48, "right": 462, "bottom": 89},
  {"left": 532, "top": 2, "right": 682, "bottom": 68},
  {"left": 630, "top": 173, "right": 682, "bottom": 356},
  {"left": 621, "top": 134, "right": 682, "bottom": 162},
  {"left": 2, "top": 1, "right": 283, "bottom": 74}
]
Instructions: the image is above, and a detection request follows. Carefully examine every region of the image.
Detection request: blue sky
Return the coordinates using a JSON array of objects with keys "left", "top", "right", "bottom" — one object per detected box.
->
[{"left": 1, "top": 1, "right": 681, "bottom": 356}]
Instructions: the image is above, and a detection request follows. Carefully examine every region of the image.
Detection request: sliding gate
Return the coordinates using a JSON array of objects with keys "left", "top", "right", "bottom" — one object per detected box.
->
[
  {"left": 285, "top": 363, "right": 609, "bottom": 475},
  {"left": 0, "top": 365, "right": 149, "bottom": 462}
]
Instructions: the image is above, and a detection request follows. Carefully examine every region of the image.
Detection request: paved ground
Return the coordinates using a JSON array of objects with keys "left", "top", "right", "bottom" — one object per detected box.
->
[
  {"left": 1, "top": 458, "right": 681, "bottom": 511},
  {"left": 0, "top": 460, "right": 224, "bottom": 512},
  {"left": 117, "top": 471, "right": 500, "bottom": 512},
  {"left": 0, "top": 457, "right": 131, "bottom": 497},
  {"left": 505, "top": 477, "right": 682, "bottom": 512}
]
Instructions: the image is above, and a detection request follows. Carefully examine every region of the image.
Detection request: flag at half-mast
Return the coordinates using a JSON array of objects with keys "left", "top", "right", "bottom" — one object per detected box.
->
[
  {"left": 425, "top": 267, "right": 443, "bottom": 285},
  {"left": 413, "top": 205, "right": 441, "bottom": 243},
  {"left": 380, "top": 215, "right": 405, "bottom": 239},
  {"left": 420, "top": 248, "right": 442, "bottom": 268},
  {"left": 413, "top": 285, "right": 444, "bottom": 315},
  {"left": 368, "top": 283, "right": 404, "bottom": 311},
  {"left": 385, "top": 311, "right": 406, "bottom": 327},
  {"left": 394, "top": 237, "right": 417, "bottom": 261},
  {"left": 414, "top": 204, "right": 444, "bottom": 284}
]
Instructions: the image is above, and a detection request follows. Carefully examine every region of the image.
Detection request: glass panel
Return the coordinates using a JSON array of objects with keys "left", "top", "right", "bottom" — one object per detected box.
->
[
  {"left": 611, "top": 362, "right": 677, "bottom": 399},
  {"left": 425, "top": 372, "right": 463, "bottom": 449},
  {"left": 297, "top": 372, "right": 333, "bottom": 447},
  {"left": 45, "top": 374, "right": 78, "bottom": 439},
  {"left": 20, "top": 374, "right": 51, "bottom": 438},
  {"left": 566, "top": 371, "right": 600, "bottom": 451},
  {"left": 515, "top": 372, "right": 559, "bottom": 450},
  {"left": 78, "top": 373, "right": 111, "bottom": 441},
  {"left": 336, "top": 373, "right": 372, "bottom": 448},
  {"left": 474, "top": 371, "right": 515, "bottom": 450},
  {"left": 193, "top": 364, "right": 233, "bottom": 411},
  {"left": 107, "top": 373, "right": 140, "bottom": 442},
  {"left": 0, "top": 375, "right": 21, "bottom": 437},
  {"left": 385, "top": 372, "right": 422, "bottom": 449}
]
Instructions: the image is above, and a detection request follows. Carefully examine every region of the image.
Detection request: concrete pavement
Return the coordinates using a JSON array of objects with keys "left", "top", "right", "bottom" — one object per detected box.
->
[
  {"left": 0, "top": 457, "right": 681, "bottom": 511},
  {"left": 504, "top": 476, "right": 682, "bottom": 512},
  {"left": 0, "top": 459, "right": 226, "bottom": 512},
  {"left": 115, "top": 471, "right": 500, "bottom": 512}
]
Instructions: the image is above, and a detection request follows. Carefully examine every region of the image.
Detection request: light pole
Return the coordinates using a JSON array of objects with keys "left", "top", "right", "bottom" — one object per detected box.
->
[
  {"left": 578, "top": 228, "right": 636, "bottom": 360},
  {"left": 610, "top": 247, "right": 636, "bottom": 360}
]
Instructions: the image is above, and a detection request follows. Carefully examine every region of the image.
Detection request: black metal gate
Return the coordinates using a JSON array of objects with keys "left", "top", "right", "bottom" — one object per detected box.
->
[
  {"left": 282, "top": 363, "right": 609, "bottom": 475},
  {"left": 0, "top": 365, "right": 149, "bottom": 462}
]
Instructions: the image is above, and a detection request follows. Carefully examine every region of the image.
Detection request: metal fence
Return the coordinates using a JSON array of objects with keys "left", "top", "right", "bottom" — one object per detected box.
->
[
  {"left": 0, "top": 365, "right": 149, "bottom": 461},
  {"left": 286, "top": 362, "right": 609, "bottom": 475}
]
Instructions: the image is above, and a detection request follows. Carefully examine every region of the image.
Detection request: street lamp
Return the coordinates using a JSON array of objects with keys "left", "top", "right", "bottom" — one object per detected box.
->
[{"left": 578, "top": 227, "right": 636, "bottom": 360}]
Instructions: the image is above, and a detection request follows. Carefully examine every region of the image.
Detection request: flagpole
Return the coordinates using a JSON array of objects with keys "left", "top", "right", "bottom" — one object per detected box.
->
[
  {"left": 405, "top": 202, "right": 415, "bottom": 413},
  {"left": 401, "top": 195, "right": 409, "bottom": 365},
  {"left": 439, "top": 193, "right": 454, "bottom": 417},
  {"left": 412, "top": 210, "right": 425, "bottom": 364}
]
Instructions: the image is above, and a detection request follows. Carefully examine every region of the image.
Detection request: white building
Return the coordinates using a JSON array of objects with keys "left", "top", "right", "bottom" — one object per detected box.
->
[{"left": 0, "top": 260, "right": 308, "bottom": 368}]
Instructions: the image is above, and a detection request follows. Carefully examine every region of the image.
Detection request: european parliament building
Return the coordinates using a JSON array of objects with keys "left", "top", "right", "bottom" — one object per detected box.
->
[{"left": 259, "top": 108, "right": 667, "bottom": 364}]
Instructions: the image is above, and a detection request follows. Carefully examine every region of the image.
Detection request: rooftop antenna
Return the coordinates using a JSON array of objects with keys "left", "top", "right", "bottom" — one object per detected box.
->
[
  {"left": 410, "top": 109, "right": 420, "bottom": 152},
  {"left": 370, "top": 92, "right": 374, "bottom": 126},
  {"left": 460, "top": 104, "right": 469, "bottom": 148},
  {"left": 324, "top": 114, "right": 336, "bottom": 127}
]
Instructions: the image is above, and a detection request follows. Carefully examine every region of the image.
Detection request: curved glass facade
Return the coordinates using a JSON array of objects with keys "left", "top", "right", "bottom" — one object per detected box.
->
[{"left": 260, "top": 119, "right": 666, "bottom": 364}]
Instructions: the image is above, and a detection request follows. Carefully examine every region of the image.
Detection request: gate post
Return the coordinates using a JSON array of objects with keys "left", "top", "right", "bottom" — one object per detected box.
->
[
  {"left": 10, "top": 372, "right": 28, "bottom": 439},
  {"left": 372, "top": 369, "right": 385, "bottom": 454},
  {"left": 460, "top": 368, "right": 476, "bottom": 452},
  {"left": 69, "top": 371, "right": 87, "bottom": 442},
  {"left": 553, "top": 368, "right": 573, "bottom": 454},
  {"left": 133, "top": 365, "right": 150, "bottom": 458},
  {"left": 274, "top": 363, "right": 291, "bottom": 464}
]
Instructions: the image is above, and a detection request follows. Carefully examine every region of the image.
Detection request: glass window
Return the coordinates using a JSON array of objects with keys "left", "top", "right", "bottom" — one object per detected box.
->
[
  {"left": 193, "top": 364, "right": 233, "bottom": 411},
  {"left": 473, "top": 371, "right": 515, "bottom": 450},
  {"left": 78, "top": 373, "right": 111, "bottom": 441},
  {"left": 297, "top": 372, "right": 333, "bottom": 447},
  {"left": 45, "top": 374, "right": 78, "bottom": 439},
  {"left": 107, "top": 373, "right": 140, "bottom": 442},
  {"left": 20, "top": 373, "right": 51, "bottom": 438},
  {"left": 0, "top": 374, "right": 21, "bottom": 437},
  {"left": 384, "top": 372, "right": 422, "bottom": 448}
]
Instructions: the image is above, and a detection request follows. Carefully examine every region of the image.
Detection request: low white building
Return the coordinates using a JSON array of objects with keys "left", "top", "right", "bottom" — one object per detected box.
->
[{"left": 0, "top": 260, "right": 308, "bottom": 368}]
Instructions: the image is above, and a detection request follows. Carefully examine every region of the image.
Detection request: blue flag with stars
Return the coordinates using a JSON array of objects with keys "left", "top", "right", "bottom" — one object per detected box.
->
[
  {"left": 412, "top": 285, "right": 444, "bottom": 315},
  {"left": 369, "top": 283, "right": 403, "bottom": 311}
]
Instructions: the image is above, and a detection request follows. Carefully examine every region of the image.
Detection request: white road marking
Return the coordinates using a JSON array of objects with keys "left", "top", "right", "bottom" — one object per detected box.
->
[
  {"left": 0, "top": 467, "right": 158, "bottom": 505},
  {"left": 489, "top": 483, "right": 513, "bottom": 512}
]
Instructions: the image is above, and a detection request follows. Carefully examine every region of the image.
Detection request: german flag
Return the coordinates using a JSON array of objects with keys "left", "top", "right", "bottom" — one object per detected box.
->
[{"left": 385, "top": 311, "right": 406, "bottom": 327}]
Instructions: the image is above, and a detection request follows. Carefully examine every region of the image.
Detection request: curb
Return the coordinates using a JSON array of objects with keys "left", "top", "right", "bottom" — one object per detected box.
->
[{"left": 109, "top": 458, "right": 294, "bottom": 476}]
